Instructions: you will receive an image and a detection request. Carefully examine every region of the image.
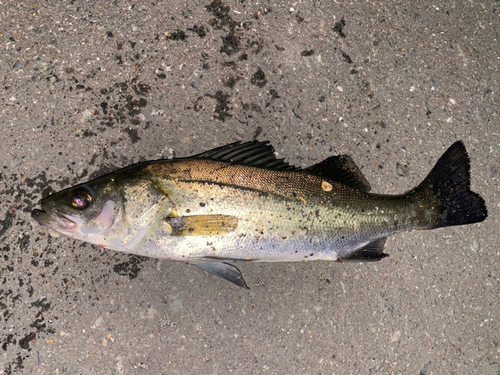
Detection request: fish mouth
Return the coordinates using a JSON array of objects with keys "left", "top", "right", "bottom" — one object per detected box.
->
[
  {"left": 31, "top": 209, "right": 78, "bottom": 230},
  {"left": 31, "top": 209, "right": 50, "bottom": 225}
]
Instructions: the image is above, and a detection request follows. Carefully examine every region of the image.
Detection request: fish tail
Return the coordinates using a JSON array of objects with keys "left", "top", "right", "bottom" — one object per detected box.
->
[{"left": 417, "top": 141, "right": 487, "bottom": 228}]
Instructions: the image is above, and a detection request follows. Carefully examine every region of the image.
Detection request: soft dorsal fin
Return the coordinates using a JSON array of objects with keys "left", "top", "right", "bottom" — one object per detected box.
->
[
  {"left": 306, "top": 155, "right": 371, "bottom": 192},
  {"left": 192, "top": 141, "right": 299, "bottom": 171}
]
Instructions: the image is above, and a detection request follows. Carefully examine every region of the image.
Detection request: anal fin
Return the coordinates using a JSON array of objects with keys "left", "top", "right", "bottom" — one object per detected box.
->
[
  {"left": 342, "top": 237, "right": 389, "bottom": 262},
  {"left": 193, "top": 262, "right": 249, "bottom": 289}
]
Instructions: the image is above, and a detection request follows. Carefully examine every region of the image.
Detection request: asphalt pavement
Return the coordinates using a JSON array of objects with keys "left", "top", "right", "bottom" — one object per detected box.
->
[{"left": 1, "top": 1, "right": 499, "bottom": 374}]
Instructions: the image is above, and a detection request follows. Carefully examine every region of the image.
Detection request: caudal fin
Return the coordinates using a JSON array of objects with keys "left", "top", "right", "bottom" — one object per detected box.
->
[{"left": 417, "top": 141, "right": 487, "bottom": 228}]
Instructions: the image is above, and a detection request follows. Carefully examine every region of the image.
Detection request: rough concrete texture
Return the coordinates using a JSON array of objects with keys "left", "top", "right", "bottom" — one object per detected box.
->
[{"left": 1, "top": 0, "right": 499, "bottom": 374}]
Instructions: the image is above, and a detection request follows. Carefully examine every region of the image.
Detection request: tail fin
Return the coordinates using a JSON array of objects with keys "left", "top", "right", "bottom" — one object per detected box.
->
[{"left": 417, "top": 141, "right": 487, "bottom": 228}]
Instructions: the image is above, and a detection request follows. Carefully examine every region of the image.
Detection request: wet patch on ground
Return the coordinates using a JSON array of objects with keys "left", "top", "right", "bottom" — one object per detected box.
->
[
  {"left": 112, "top": 255, "right": 149, "bottom": 279},
  {"left": 1, "top": 168, "right": 148, "bottom": 373}
]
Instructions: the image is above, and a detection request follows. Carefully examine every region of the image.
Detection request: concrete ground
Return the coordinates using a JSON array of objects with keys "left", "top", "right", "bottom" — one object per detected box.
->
[{"left": 1, "top": 0, "right": 499, "bottom": 374}]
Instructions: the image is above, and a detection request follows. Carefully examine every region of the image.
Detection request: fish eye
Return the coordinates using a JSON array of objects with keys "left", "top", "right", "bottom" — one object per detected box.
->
[{"left": 70, "top": 187, "right": 92, "bottom": 210}]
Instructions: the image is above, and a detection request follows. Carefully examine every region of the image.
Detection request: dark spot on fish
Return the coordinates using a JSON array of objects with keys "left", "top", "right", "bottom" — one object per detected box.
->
[
  {"left": 199, "top": 202, "right": 206, "bottom": 207},
  {"left": 186, "top": 209, "right": 191, "bottom": 213}
]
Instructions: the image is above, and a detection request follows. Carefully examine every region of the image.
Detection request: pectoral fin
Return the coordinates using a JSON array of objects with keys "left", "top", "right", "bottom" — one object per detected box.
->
[
  {"left": 166, "top": 215, "right": 238, "bottom": 236},
  {"left": 193, "top": 262, "right": 249, "bottom": 289}
]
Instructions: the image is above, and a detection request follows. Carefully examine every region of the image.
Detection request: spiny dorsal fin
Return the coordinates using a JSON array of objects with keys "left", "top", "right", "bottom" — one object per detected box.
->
[
  {"left": 306, "top": 155, "right": 371, "bottom": 192},
  {"left": 192, "top": 141, "right": 299, "bottom": 171},
  {"left": 341, "top": 237, "right": 388, "bottom": 262}
]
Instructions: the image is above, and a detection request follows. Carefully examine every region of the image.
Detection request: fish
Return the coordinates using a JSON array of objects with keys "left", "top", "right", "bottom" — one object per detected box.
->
[{"left": 32, "top": 140, "right": 487, "bottom": 288}]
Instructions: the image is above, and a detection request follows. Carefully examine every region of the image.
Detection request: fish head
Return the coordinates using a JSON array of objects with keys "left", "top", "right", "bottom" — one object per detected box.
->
[
  {"left": 31, "top": 176, "right": 124, "bottom": 246},
  {"left": 32, "top": 173, "right": 173, "bottom": 250}
]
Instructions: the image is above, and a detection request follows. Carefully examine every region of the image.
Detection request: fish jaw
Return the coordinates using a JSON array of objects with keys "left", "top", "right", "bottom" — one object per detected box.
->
[{"left": 31, "top": 206, "right": 88, "bottom": 238}]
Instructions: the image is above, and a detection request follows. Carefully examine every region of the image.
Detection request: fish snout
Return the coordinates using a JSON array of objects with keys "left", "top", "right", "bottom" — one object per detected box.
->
[{"left": 31, "top": 209, "right": 79, "bottom": 230}]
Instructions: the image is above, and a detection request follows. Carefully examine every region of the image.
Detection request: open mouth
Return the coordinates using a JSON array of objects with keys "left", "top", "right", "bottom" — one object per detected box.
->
[
  {"left": 31, "top": 209, "right": 77, "bottom": 230},
  {"left": 31, "top": 209, "right": 48, "bottom": 224}
]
